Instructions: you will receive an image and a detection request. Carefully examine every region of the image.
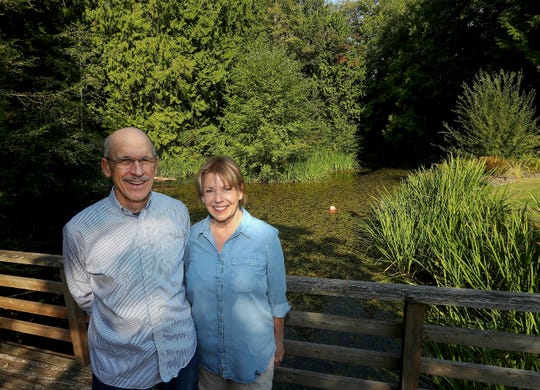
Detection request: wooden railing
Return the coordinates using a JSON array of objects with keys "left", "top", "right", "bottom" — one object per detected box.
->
[
  {"left": 0, "top": 250, "right": 89, "bottom": 365},
  {"left": 2, "top": 249, "right": 540, "bottom": 389},
  {"left": 276, "top": 276, "right": 540, "bottom": 389}
]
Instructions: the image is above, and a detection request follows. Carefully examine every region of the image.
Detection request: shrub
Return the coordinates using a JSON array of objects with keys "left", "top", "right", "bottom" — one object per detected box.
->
[{"left": 442, "top": 69, "right": 540, "bottom": 159}]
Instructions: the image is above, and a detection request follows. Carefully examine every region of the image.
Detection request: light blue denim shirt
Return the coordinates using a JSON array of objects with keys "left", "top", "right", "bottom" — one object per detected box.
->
[
  {"left": 63, "top": 189, "right": 197, "bottom": 388},
  {"left": 186, "top": 209, "right": 290, "bottom": 383}
]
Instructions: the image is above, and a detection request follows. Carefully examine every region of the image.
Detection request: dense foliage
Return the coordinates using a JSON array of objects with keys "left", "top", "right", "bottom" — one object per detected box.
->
[
  {"left": 84, "top": 0, "right": 264, "bottom": 163},
  {"left": 1, "top": 0, "right": 538, "bottom": 250},
  {"left": 81, "top": 0, "right": 363, "bottom": 179},
  {"left": 0, "top": 0, "right": 107, "bottom": 252},
  {"left": 355, "top": 0, "right": 539, "bottom": 165},
  {"left": 442, "top": 70, "right": 540, "bottom": 159},
  {"left": 219, "top": 40, "right": 320, "bottom": 181}
]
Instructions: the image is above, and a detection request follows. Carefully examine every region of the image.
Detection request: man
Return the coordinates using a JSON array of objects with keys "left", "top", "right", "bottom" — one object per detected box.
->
[{"left": 63, "top": 127, "right": 197, "bottom": 390}]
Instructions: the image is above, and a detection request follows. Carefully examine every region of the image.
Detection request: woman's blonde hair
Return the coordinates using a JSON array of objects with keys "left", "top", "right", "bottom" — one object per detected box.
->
[{"left": 196, "top": 156, "right": 246, "bottom": 207}]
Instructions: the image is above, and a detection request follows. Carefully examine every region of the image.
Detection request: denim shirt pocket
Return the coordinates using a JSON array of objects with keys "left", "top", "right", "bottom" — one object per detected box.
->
[{"left": 230, "top": 257, "right": 266, "bottom": 293}]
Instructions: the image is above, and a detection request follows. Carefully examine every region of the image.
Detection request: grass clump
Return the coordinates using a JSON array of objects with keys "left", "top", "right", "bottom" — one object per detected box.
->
[
  {"left": 479, "top": 155, "right": 540, "bottom": 179},
  {"left": 156, "top": 157, "right": 205, "bottom": 180},
  {"left": 284, "top": 148, "right": 358, "bottom": 182},
  {"left": 364, "top": 156, "right": 539, "bottom": 290},
  {"left": 363, "top": 156, "right": 540, "bottom": 389},
  {"left": 157, "top": 148, "right": 358, "bottom": 183}
]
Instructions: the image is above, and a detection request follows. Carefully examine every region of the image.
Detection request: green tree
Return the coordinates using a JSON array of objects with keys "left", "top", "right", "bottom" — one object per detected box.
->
[
  {"left": 498, "top": 0, "right": 540, "bottom": 70},
  {"left": 442, "top": 69, "right": 540, "bottom": 159},
  {"left": 357, "top": 0, "right": 539, "bottom": 166},
  {"left": 219, "top": 40, "right": 319, "bottom": 181},
  {"left": 85, "top": 0, "right": 264, "bottom": 167},
  {"left": 0, "top": 0, "right": 105, "bottom": 252},
  {"left": 263, "top": 0, "right": 364, "bottom": 159}
]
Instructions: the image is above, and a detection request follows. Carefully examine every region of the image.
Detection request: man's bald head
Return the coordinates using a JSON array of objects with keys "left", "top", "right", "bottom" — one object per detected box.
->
[{"left": 103, "top": 127, "right": 156, "bottom": 158}]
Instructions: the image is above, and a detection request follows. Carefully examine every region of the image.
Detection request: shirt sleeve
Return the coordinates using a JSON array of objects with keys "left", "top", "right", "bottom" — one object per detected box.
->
[
  {"left": 62, "top": 225, "right": 93, "bottom": 314},
  {"left": 266, "top": 230, "right": 291, "bottom": 318}
]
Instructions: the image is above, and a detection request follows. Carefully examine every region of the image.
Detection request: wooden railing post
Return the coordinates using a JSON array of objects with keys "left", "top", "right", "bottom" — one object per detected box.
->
[
  {"left": 400, "top": 302, "right": 425, "bottom": 390},
  {"left": 60, "top": 268, "right": 90, "bottom": 366}
]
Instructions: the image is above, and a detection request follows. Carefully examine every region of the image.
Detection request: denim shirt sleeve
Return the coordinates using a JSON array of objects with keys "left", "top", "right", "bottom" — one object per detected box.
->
[{"left": 266, "top": 230, "right": 291, "bottom": 318}]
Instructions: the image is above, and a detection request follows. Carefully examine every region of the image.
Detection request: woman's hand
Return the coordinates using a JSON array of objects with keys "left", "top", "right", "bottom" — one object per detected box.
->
[{"left": 274, "top": 340, "right": 284, "bottom": 367}]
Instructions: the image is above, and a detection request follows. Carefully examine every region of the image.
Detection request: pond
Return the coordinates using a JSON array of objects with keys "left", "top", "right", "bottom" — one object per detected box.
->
[{"left": 154, "top": 168, "right": 409, "bottom": 281}]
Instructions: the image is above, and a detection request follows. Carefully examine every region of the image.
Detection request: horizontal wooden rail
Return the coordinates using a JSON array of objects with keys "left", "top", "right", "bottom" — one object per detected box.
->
[
  {"left": 285, "top": 339, "right": 401, "bottom": 369},
  {"left": 0, "top": 250, "right": 63, "bottom": 268},
  {"left": 0, "top": 274, "right": 65, "bottom": 294},
  {"left": 0, "top": 250, "right": 62, "bottom": 267},
  {"left": 275, "top": 367, "right": 394, "bottom": 390},
  {"left": 287, "top": 275, "right": 540, "bottom": 312},
  {"left": 421, "top": 358, "right": 540, "bottom": 388},
  {"left": 286, "top": 311, "right": 402, "bottom": 338},
  {"left": 424, "top": 324, "right": 540, "bottom": 354},
  {"left": 0, "top": 296, "right": 68, "bottom": 318},
  {"left": 280, "top": 275, "right": 540, "bottom": 389},
  {"left": 0, "top": 317, "right": 72, "bottom": 342},
  {"left": 3, "top": 250, "right": 540, "bottom": 388},
  {"left": 0, "top": 249, "right": 89, "bottom": 365}
]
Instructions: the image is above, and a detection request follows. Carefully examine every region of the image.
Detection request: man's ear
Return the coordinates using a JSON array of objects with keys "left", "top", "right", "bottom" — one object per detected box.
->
[{"left": 101, "top": 158, "right": 112, "bottom": 178}]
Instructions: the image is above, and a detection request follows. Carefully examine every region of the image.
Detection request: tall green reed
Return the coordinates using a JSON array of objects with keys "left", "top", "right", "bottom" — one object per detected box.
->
[
  {"left": 157, "top": 149, "right": 357, "bottom": 183},
  {"left": 156, "top": 157, "right": 205, "bottom": 180},
  {"left": 363, "top": 156, "right": 540, "bottom": 389},
  {"left": 284, "top": 148, "right": 357, "bottom": 182}
]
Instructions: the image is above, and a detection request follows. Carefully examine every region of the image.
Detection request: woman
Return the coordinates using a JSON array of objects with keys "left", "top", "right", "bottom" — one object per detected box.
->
[{"left": 185, "top": 156, "right": 290, "bottom": 389}]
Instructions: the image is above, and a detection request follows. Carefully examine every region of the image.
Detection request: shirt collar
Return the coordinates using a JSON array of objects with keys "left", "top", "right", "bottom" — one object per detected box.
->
[
  {"left": 200, "top": 208, "right": 252, "bottom": 238},
  {"left": 107, "top": 187, "right": 153, "bottom": 217}
]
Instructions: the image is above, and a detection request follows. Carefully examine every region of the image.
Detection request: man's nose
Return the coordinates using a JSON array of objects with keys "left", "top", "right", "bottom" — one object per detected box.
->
[{"left": 130, "top": 160, "right": 145, "bottom": 175}]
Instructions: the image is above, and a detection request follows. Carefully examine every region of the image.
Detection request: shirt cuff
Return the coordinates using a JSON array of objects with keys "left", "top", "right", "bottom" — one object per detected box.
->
[{"left": 271, "top": 301, "right": 291, "bottom": 318}]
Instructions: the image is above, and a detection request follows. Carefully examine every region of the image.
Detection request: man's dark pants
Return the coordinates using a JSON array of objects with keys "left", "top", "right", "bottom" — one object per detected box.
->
[{"left": 92, "top": 352, "right": 198, "bottom": 390}]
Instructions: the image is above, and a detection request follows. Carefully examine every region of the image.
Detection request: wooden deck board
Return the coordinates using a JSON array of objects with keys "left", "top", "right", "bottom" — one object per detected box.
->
[{"left": 0, "top": 342, "right": 92, "bottom": 389}]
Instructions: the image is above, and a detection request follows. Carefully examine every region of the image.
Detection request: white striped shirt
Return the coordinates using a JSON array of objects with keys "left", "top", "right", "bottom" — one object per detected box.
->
[{"left": 63, "top": 189, "right": 196, "bottom": 388}]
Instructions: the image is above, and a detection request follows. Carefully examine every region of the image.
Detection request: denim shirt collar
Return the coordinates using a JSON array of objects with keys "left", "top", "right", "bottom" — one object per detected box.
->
[{"left": 199, "top": 207, "right": 252, "bottom": 240}]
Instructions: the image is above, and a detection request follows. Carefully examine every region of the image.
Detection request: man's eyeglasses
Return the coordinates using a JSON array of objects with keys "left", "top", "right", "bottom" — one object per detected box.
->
[{"left": 106, "top": 157, "right": 157, "bottom": 169}]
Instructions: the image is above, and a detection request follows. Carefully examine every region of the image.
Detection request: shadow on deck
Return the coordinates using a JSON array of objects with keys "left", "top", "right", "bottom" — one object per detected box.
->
[{"left": 0, "top": 342, "right": 92, "bottom": 389}]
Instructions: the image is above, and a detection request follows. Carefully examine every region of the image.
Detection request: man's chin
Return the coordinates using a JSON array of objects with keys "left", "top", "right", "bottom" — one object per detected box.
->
[{"left": 116, "top": 188, "right": 152, "bottom": 209}]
